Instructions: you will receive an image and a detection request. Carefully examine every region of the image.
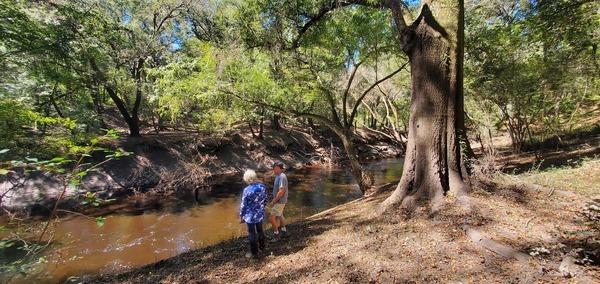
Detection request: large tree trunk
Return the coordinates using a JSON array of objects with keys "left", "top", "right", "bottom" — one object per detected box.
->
[{"left": 384, "top": 2, "right": 470, "bottom": 211}]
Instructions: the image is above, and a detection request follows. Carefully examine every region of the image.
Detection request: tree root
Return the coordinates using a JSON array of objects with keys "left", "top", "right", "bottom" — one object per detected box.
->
[{"left": 462, "top": 225, "right": 530, "bottom": 262}]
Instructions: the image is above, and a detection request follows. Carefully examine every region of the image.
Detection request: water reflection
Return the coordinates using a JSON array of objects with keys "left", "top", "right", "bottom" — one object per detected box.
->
[{"left": 7, "top": 158, "right": 403, "bottom": 283}]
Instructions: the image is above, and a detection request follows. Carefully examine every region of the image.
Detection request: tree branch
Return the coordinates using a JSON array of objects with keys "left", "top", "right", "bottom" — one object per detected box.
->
[
  {"left": 310, "top": 68, "right": 343, "bottom": 128},
  {"left": 349, "top": 60, "right": 408, "bottom": 126},
  {"left": 385, "top": 0, "right": 413, "bottom": 45},
  {"left": 290, "top": 0, "right": 407, "bottom": 49},
  {"left": 290, "top": 1, "right": 353, "bottom": 49},
  {"left": 343, "top": 61, "right": 363, "bottom": 128},
  {"left": 153, "top": 1, "right": 191, "bottom": 37},
  {"left": 293, "top": 112, "right": 346, "bottom": 138},
  {"left": 221, "top": 89, "right": 345, "bottom": 137}
]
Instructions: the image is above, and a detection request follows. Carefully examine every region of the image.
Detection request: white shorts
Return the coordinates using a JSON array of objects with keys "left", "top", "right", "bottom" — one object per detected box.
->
[{"left": 271, "top": 203, "right": 286, "bottom": 217}]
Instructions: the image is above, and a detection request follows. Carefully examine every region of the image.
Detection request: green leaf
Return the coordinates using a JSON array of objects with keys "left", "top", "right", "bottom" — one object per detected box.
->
[
  {"left": 0, "top": 149, "right": 9, "bottom": 154},
  {"left": 0, "top": 240, "right": 14, "bottom": 248},
  {"left": 96, "top": 216, "right": 106, "bottom": 227},
  {"left": 0, "top": 169, "right": 10, "bottom": 175}
]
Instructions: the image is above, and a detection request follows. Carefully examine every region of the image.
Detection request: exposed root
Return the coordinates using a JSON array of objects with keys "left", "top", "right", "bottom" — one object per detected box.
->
[{"left": 462, "top": 225, "right": 531, "bottom": 262}]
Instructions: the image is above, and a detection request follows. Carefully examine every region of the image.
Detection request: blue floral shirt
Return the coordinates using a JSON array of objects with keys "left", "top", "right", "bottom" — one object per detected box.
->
[{"left": 239, "top": 182, "right": 268, "bottom": 224}]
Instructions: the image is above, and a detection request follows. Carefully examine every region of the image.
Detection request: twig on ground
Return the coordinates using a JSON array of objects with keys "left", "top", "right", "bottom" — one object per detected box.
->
[{"left": 526, "top": 216, "right": 535, "bottom": 227}]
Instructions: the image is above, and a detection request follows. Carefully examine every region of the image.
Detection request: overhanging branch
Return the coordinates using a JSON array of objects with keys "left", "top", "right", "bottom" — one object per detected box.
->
[
  {"left": 221, "top": 89, "right": 345, "bottom": 135},
  {"left": 348, "top": 60, "right": 409, "bottom": 125},
  {"left": 291, "top": 1, "right": 353, "bottom": 49},
  {"left": 289, "top": 0, "right": 403, "bottom": 50}
]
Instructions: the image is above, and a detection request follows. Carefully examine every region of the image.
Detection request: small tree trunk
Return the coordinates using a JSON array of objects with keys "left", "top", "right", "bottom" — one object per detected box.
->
[
  {"left": 272, "top": 114, "right": 282, "bottom": 130},
  {"left": 104, "top": 85, "right": 141, "bottom": 137},
  {"left": 247, "top": 120, "right": 257, "bottom": 138},
  {"left": 340, "top": 132, "right": 370, "bottom": 193},
  {"left": 259, "top": 107, "right": 265, "bottom": 139}
]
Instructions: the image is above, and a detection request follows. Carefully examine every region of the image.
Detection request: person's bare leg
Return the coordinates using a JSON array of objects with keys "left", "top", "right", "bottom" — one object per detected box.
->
[
  {"left": 269, "top": 214, "right": 279, "bottom": 233},
  {"left": 279, "top": 216, "right": 286, "bottom": 229}
]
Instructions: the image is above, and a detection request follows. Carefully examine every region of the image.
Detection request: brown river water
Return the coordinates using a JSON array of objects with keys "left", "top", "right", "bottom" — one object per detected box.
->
[{"left": 2, "top": 158, "right": 403, "bottom": 283}]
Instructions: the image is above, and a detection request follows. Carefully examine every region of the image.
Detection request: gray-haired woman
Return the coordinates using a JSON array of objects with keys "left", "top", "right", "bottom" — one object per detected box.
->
[{"left": 239, "top": 169, "right": 268, "bottom": 258}]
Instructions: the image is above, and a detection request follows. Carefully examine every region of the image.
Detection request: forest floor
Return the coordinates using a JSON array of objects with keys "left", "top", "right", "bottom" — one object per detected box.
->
[{"left": 69, "top": 130, "right": 600, "bottom": 284}]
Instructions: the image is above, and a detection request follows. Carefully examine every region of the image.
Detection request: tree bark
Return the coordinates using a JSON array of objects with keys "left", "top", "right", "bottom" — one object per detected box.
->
[
  {"left": 383, "top": 2, "right": 470, "bottom": 211},
  {"left": 272, "top": 114, "right": 282, "bottom": 130},
  {"left": 247, "top": 120, "right": 257, "bottom": 138},
  {"left": 340, "top": 131, "right": 371, "bottom": 192},
  {"left": 87, "top": 55, "right": 141, "bottom": 137},
  {"left": 259, "top": 107, "right": 265, "bottom": 139},
  {"left": 104, "top": 85, "right": 140, "bottom": 137}
]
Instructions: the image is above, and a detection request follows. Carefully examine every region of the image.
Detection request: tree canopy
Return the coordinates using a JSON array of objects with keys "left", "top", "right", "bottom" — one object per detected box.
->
[{"left": 0, "top": 0, "right": 597, "bottom": 162}]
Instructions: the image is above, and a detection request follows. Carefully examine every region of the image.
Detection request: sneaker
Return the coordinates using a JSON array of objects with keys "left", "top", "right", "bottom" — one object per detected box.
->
[{"left": 280, "top": 230, "right": 289, "bottom": 238}]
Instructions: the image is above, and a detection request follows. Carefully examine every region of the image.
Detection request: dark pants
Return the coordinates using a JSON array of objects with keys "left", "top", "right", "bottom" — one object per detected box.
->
[{"left": 246, "top": 221, "right": 265, "bottom": 255}]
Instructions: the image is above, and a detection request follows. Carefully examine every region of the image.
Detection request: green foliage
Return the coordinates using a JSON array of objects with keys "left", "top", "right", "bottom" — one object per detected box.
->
[
  {"left": 465, "top": 0, "right": 600, "bottom": 149},
  {"left": 150, "top": 40, "right": 218, "bottom": 125},
  {"left": 2, "top": 0, "right": 413, "bottom": 138},
  {"left": 0, "top": 130, "right": 131, "bottom": 282},
  {"left": 230, "top": 0, "right": 409, "bottom": 133},
  {"left": 0, "top": 101, "right": 36, "bottom": 150}
]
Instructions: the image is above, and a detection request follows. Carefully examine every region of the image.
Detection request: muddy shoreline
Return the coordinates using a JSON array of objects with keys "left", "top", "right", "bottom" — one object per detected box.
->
[{"left": 1, "top": 126, "right": 404, "bottom": 216}]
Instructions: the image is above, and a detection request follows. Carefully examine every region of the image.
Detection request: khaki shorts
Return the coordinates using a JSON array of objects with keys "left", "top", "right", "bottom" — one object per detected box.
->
[{"left": 271, "top": 203, "right": 286, "bottom": 217}]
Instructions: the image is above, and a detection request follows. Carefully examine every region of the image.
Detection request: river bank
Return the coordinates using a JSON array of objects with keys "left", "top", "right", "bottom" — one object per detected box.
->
[
  {"left": 73, "top": 158, "right": 600, "bottom": 284},
  {"left": 62, "top": 132, "right": 600, "bottom": 284},
  {"left": 3, "top": 125, "right": 599, "bottom": 283},
  {"left": 1, "top": 124, "right": 404, "bottom": 215}
]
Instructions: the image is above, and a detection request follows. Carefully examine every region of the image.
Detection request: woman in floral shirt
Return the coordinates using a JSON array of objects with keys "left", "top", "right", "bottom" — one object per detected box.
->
[{"left": 239, "top": 169, "right": 268, "bottom": 258}]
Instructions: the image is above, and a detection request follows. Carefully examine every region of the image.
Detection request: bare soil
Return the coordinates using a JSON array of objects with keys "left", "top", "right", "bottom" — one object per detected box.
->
[{"left": 69, "top": 133, "right": 600, "bottom": 284}]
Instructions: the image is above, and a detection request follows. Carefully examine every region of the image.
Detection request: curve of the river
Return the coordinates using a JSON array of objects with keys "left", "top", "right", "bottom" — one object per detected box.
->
[{"left": 6, "top": 158, "right": 403, "bottom": 283}]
